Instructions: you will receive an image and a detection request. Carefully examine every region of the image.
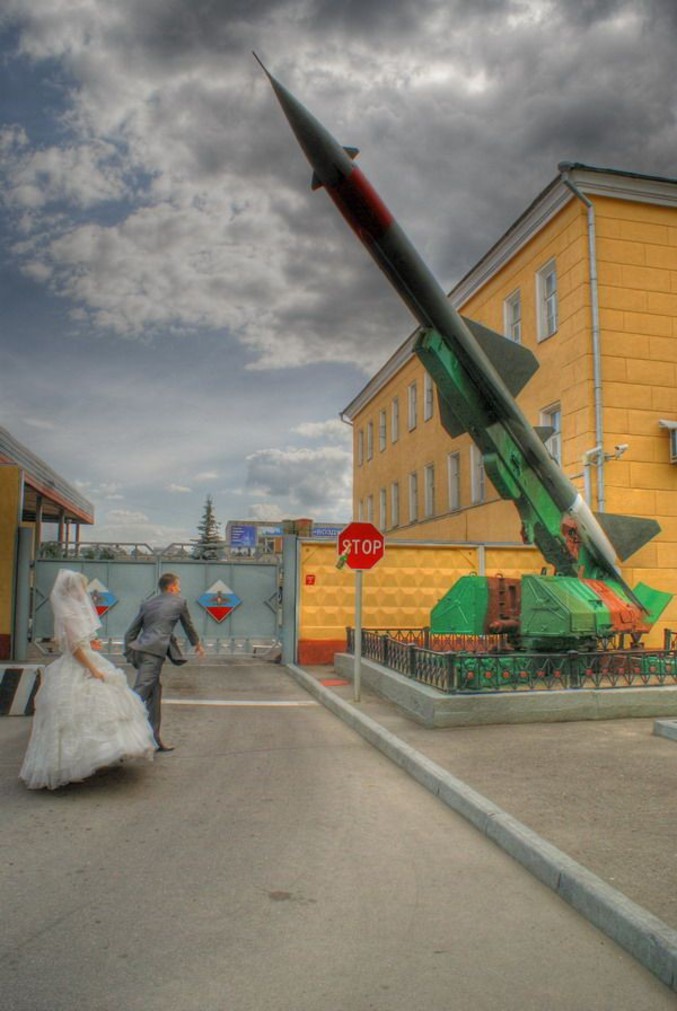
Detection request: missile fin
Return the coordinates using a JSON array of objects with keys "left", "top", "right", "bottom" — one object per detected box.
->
[
  {"left": 461, "top": 317, "right": 539, "bottom": 398},
  {"left": 436, "top": 390, "right": 467, "bottom": 438},
  {"left": 632, "top": 582, "right": 672, "bottom": 625},
  {"left": 594, "top": 512, "right": 661, "bottom": 561},
  {"left": 311, "top": 172, "right": 323, "bottom": 190},
  {"left": 343, "top": 146, "right": 359, "bottom": 160},
  {"left": 535, "top": 426, "right": 555, "bottom": 444}
]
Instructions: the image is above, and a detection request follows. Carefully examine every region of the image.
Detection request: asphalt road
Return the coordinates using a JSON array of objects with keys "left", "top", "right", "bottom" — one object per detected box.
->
[{"left": 1, "top": 659, "right": 675, "bottom": 1010}]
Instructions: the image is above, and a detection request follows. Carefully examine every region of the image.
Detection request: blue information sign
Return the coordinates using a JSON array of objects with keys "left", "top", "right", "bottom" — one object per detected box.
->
[{"left": 229, "top": 524, "right": 258, "bottom": 548}]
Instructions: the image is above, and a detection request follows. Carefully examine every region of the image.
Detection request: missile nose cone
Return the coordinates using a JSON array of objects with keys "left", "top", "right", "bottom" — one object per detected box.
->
[{"left": 255, "top": 55, "right": 355, "bottom": 189}]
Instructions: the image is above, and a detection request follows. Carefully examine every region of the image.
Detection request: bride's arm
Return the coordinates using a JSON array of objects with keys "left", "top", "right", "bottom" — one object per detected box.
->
[{"left": 72, "top": 644, "right": 105, "bottom": 680}]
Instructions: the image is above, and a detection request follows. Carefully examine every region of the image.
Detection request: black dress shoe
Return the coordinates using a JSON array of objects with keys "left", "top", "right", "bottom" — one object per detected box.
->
[{"left": 156, "top": 742, "right": 175, "bottom": 752}]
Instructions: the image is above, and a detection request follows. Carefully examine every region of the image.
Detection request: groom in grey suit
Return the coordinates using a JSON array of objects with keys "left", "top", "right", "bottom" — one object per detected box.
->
[{"left": 124, "top": 572, "right": 205, "bottom": 751}]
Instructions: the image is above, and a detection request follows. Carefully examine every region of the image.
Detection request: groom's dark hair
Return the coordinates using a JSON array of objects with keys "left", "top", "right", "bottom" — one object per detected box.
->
[{"left": 159, "top": 572, "right": 179, "bottom": 592}]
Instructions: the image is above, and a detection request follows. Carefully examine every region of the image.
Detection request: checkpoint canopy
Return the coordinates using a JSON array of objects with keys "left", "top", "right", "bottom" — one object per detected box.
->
[{"left": 337, "top": 522, "right": 385, "bottom": 570}]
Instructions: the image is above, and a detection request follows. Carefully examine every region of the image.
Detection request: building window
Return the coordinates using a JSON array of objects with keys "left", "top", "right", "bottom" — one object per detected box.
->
[
  {"left": 424, "top": 372, "right": 434, "bottom": 421},
  {"left": 471, "top": 445, "right": 485, "bottom": 504},
  {"left": 537, "top": 260, "right": 558, "bottom": 340},
  {"left": 379, "top": 488, "right": 387, "bottom": 530},
  {"left": 391, "top": 397, "right": 400, "bottom": 443},
  {"left": 366, "top": 421, "right": 373, "bottom": 460},
  {"left": 357, "top": 499, "right": 363, "bottom": 521},
  {"left": 409, "top": 472, "right": 418, "bottom": 522},
  {"left": 424, "top": 464, "right": 435, "bottom": 518},
  {"left": 408, "top": 382, "right": 417, "bottom": 431},
  {"left": 366, "top": 494, "right": 374, "bottom": 522},
  {"left": 357, "top": 429, "right": 364, "bottom": 466},
  {"left": 391, "top": 482, "right": 400, "bottom": 527},
  {"left": 379, "top": 409, "right": 387, "bottom": 452},
  {"left": 504, "top": 290, "right": 521, "bottom": 343},
  {"left": 540, "top": 403, "right": 562, "bottom": 465},
  {"left": 447, "top": 451, "right": 461, "bottom": 511}
]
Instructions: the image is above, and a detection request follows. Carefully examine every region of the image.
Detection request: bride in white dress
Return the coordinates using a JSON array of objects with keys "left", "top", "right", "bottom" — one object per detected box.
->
[{"left": 20, "top": 569, "right": 156, "bottom": 790}]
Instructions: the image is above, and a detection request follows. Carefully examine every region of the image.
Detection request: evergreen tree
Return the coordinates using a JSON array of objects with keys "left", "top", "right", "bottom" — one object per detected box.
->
[{"left": 193, "top": 495, "right": 222, "bottom": 560}]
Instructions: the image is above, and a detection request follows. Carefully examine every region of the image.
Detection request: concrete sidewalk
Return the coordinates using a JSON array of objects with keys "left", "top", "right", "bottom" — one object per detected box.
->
[{"left": 289, "top": 662, "right": 677, "bottom": 992}]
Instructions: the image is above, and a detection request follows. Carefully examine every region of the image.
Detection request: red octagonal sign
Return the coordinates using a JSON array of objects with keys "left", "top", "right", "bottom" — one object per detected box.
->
[{"left": 337, "top": 522, "right": 385, "bottom": 570}]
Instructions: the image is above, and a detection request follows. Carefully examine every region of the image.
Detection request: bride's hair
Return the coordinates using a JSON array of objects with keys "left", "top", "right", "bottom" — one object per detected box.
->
[{"left": 50, "top": 568, "right": 101, "bottom": 653}]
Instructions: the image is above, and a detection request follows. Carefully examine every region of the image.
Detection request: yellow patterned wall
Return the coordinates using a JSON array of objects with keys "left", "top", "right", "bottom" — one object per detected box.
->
[{"left": 298, "top": 540, "right": 541, "bottom": 656}]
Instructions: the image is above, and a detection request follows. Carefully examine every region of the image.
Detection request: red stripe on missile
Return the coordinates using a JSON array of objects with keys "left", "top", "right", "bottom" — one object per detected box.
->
[{"left": 327, "top": 166, "right": 394, "bottom": 244}]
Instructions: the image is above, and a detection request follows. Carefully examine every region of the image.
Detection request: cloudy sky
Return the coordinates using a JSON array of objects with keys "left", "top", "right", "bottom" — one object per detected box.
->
[{"left": 1, "top": 1, "right": 675, "bottom": 548}]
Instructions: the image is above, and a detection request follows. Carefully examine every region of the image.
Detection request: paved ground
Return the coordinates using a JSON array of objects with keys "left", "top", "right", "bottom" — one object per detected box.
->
[
  {"left": 298, "top": 665, "right": 677, "bottom": 932},
  {"left": 2, "top": 658, "right": 676, "bottom": 1008}
]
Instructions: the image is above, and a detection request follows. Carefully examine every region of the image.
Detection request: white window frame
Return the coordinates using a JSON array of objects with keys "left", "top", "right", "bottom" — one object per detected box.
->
[
  {"left": 536, "top": 260, "right": 558, "bottom": 340},
  {"left": 408, "top": 382, "right": 418, "bottom": 431},
  {"left": 357, "top": 429, "right": 364, "bottom": 466},
  {"left": 357, "top": 499, "right": 364, "bottom": 521},
  {"left": 378, "top": 409, "right": 387, "bottom": 452},
  {"left": 391, "top": 397, "right": 400, "bottom": 443},
  {"left": 423, "top": 372, "right": 434, "bottom": 421},
  {"left": 409, "top": 471, "right": 418, "bottom": 522},
  {"left": 366, "top": 420, "right": 373, "bottom": 461},
  {"left": 366, "top": 494, "right": 374, "bottom": 522},
  {"left": 379, "top": 488, "right": 387, "bottom": 530},
  {"left": 391, "top": 481, "right": 400, "bottom": 527},
  {"left": 504, "top": 289, "right": 522, "bottom": 343},
  {"left": 447, "top": 451, "right": 460, "bottom": 512},
  {"left": 471, "top": 445, "right": 485, "bottom": 504},
  {"left": 424, "top": 463, "right": 435, "bottom": 518},
  {"left": 540, "top": 402, "right": 562, "bottom": 465}
]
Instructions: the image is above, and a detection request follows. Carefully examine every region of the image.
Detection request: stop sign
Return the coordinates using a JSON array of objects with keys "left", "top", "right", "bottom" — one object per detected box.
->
[{"left": 337, "top": 522, "right": 385, "bottom": 570}]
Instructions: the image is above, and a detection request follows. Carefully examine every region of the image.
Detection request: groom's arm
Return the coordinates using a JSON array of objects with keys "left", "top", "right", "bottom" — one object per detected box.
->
[{"left": 124, "top": 606, "right": 144, "bottom": 650}]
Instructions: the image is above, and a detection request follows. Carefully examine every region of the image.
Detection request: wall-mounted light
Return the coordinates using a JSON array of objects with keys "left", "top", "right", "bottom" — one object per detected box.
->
[{"left": 658, "top": 420, "right": 677, "bottom": 463}]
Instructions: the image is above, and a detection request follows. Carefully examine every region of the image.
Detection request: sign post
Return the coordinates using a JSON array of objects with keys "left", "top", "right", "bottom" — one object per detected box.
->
[{"left": 337, "top": 522, "right": 385, "bottom": 701}]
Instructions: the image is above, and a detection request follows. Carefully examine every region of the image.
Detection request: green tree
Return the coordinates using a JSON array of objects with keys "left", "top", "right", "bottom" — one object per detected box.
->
[{"left": 193, "top": 495, "right": 223, "bottom": 560}]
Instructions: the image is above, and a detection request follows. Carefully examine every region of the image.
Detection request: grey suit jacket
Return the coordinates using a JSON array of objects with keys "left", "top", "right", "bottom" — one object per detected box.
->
[{"left": 124, "top": 591, "right": 200, "bottom": 666}]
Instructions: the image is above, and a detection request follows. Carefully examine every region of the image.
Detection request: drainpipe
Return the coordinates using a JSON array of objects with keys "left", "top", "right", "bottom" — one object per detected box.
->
[{"left": 558, "top": 163, "right": 605, "bottom": 511}]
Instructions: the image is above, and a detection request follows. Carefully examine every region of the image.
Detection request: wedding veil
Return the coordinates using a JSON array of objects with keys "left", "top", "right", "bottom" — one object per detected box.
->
[{"left": 50, "top": 569, "right": 101, "bottom": 653}]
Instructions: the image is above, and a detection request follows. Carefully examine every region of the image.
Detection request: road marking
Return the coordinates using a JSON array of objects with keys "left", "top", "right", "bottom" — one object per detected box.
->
[{"left": 163, "top": 699, "right": 318, "bottom": 707}]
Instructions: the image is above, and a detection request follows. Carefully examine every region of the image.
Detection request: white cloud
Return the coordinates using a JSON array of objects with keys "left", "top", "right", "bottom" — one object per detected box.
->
[
  {"left": 21, "top": 416, "right": 56, "bottom": 430},
  {"left": 293, "top": 418, "right": 352, "bottom": 444},
  {"left": 245, "top": 445, "right": 352, "bottom": 520},
  {"left": 248, "top": 502, "right": 285, "bottom": 521}
]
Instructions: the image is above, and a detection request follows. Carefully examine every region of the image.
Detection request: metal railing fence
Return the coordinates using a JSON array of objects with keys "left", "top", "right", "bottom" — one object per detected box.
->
[{"left": 346, "top": 628, "right": 677, "bottom": 693}]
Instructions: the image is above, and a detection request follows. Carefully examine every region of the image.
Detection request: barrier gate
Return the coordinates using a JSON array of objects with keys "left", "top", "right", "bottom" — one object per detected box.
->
[{"left": 32, "top": 558, "right": 282, "bottom": 657}]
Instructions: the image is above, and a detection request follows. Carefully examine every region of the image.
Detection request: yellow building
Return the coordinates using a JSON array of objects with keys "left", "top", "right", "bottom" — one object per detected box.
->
[{"left": 341, "top": 163, "right": 677, "bottom": 642}]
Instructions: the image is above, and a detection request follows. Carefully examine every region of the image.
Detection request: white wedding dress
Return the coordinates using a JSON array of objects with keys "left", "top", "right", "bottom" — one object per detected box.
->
[{"left": 20, "top": 570, "right": 156, "bottom": 791}]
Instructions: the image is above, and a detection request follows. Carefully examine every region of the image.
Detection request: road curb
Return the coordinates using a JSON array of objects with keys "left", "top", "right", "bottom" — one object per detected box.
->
[
  {"left": 654, "top": 719, "right": 677, "bottom": 742},
  {"left": 288, "top": 663, "right": 677, "bottom": 992}
]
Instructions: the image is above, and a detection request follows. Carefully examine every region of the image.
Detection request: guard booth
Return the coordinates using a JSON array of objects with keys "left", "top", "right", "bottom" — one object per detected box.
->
[{"left": 0, "top": 426, "right": 94, "bottom": 662}]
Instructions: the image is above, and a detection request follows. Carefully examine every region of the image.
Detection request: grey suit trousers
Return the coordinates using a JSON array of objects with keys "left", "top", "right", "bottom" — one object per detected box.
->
[{"left": 133, "top": 653, "right": 165, "bottom": 741}]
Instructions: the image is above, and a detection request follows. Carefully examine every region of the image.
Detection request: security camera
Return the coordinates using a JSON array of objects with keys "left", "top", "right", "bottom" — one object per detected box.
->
[{"left": 615, "top": 443, "right": 629, "bottom": 453}]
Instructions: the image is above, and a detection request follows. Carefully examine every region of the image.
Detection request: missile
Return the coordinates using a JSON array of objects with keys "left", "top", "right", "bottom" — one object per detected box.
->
[{"left": 257, "top": 56, "right": 665, "bottom": 621}]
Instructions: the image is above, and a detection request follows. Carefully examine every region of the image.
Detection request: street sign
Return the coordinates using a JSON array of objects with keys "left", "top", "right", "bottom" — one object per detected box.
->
[
  {"left": 337, "top": 522, "right": 385, "bottom": 570},
  {"left": 337, "top": 522, "right": 384, "bottom": 702}
]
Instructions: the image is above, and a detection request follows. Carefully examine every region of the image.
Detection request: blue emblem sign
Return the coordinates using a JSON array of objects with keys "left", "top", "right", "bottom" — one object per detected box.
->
[
  {"left": 198, "top": 580, "right": 242, "bottom": 623},
  {"left": 86, "top": 578, "right": 117, "bottom": 617}
]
